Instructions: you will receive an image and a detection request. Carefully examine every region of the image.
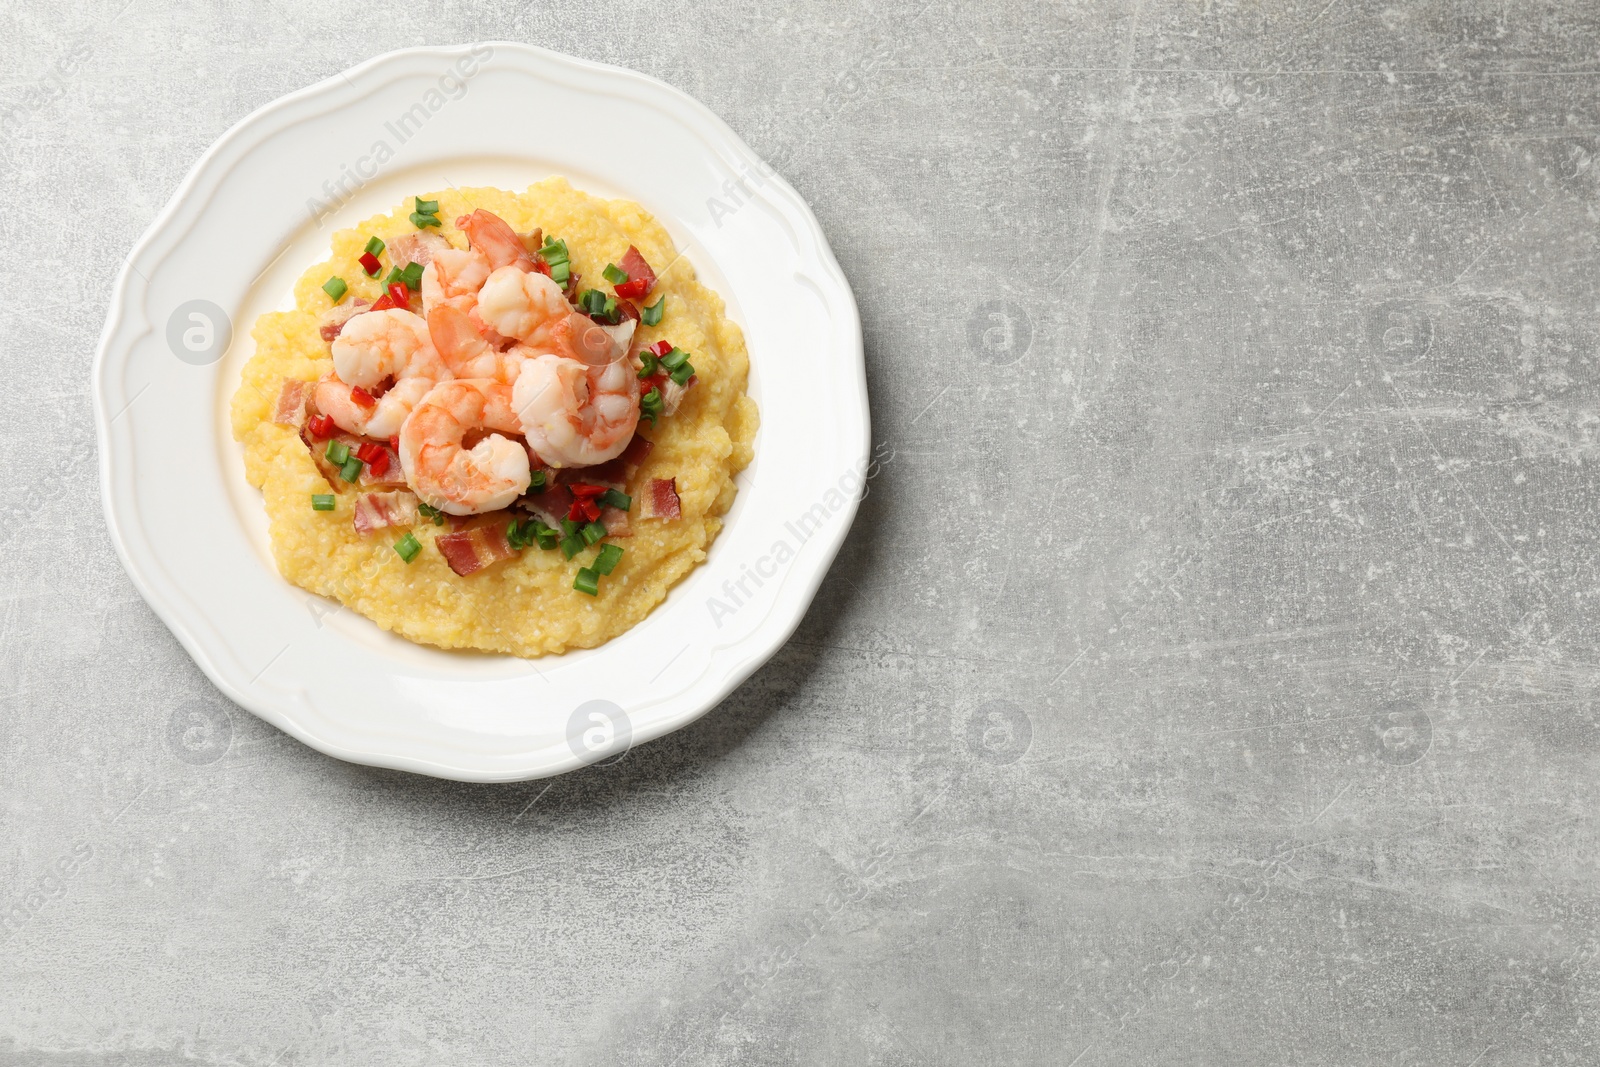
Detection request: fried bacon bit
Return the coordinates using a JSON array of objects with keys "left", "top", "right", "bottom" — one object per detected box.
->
[
  {"left": 580, "top": 434, "right": 655, "bottom": 488},
  {"left": 388, "top": 231, "right": 451, "bottom": 268},
  {"left": 318, "top": 297, "right": 370, "bottom": 342},
  {"left": 437, "top": 522, "right": 518, "bottom": 576},
  {"left": 660, "top": 376, "right": 693, "bottom": 417},
  {"left": 272, "top": 379, "right": 309, "bottom": 427},
  {"left": 357, "top": 442, "right": 405, "bottom": 488},
  {"left": 518, "top": 481, "right": 574, "bottom": 530},
  {"left": 641, "top": 477, "right": 681, "bottom": 520},
  {"left": 614, "top": 246, "right": 657, "bottom": 300},
  {"left": 600, "top": 506, "right": 632, "bottom": 538},
  {"left": 518, "top": 227, "right": 544, "bottom": 257},
  {"left": 352, "top": 491, "right": 420, "bottom": 535}
]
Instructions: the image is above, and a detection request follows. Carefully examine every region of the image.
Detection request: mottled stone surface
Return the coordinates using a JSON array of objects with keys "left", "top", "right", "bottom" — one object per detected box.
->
[{"left": 4, "top": 1, "right": 1600, "bottom": 1064}]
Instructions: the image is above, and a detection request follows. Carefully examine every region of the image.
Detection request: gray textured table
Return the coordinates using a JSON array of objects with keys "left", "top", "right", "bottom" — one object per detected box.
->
[{"left": 5, "top": 2, "right": 1599, "bottom": 1064}]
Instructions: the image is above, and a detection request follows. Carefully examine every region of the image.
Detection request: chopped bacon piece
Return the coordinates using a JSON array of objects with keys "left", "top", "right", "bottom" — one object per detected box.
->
[
  {"left": 518, "top": 482, "right": 574, "bottom": 530},
  {"left": 356, "top": 442, "right": 405, "bottom": 488},
  {"left": 437, "top": 522, "right": 519, "bottom": 576},
  {"left": 641, "top": 478, "right": 681, "bottom": 520},
  {"left": 318, "top": 297, "right": 370, "bottom": 342},
  {"left": 660, "top": 375, "right": 693, "bottom": 417},
  {"left": 272, "top": 379, "right": 309, "bottom": 427},
  {"left": 388, "top": 231, "right": 451, "bottom": 268},
  {"left": 352, "top": 491, "right": 420, "bottom": 535},
  {"left": 600, "top": 506, "right": 632, "bottom": 538},
  {"left": 614, "top": 246, "right": 657, "bottom": 300},
  {"left": 578, "top": 434, "right": 654, "bottom": 488},
  {"left": 518, "top": 228, "right": 544, "bottom": 257}
]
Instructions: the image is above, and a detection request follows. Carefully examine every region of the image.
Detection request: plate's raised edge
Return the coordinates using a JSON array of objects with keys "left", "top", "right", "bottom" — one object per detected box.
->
[{"left": 92, "top": 43, "right": 869, "bottom": 782}]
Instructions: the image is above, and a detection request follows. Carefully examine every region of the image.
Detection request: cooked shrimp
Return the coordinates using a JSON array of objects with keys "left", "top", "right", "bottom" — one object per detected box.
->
[
  {"left": 427, "top": 304, "right": 529, "bottom": 384},
  {"left": 457, "top": 209, "right": 535, "bottom": 271},
  {"left": 398, "top": 379, "right": 532, "bottom": 515},
  {"left": 512, "top": 353, "right": 641, "bottom": 468},
  {"left": 331, "top": 308, "right": 451, "bottom": 388},
  {"left": 313, "top": 375, "right": 436, "bottom": 438},
  {"left": 420, "top": 247, "right": 492, "bottom": 316},
  {"left": 476, "top": 267, "right": 629, "bottom": 366}
]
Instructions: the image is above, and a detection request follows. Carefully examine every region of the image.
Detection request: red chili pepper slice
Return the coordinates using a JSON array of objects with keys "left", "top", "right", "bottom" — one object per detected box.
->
[
  {"left": 388, "top": 282, "right": 410, "bottom": 308},
  {"left": 366, "top": 451, "right": 390, "bottom": 477},
  {"left": 570, "top": 483, "right": 606, "bottom": 498},
  {"left": 359, "top": 252, "right": 382, "bottom": 276},
  {"left": 647, "top": 340, "right": 672, "bottom": 358},
  {"left": 307, "top": 413, "right": 336, "bottom": 439},
  {"left": 389, "top": 435, "right": 401, "bottom": 453},
  {"left": 350, "top": 386, "right": 377, "bottom": 410},
  {"left": 354, "top": 442, "right": 384, "bottom": 463},
  {"left": 370, "top": 293, "right": 399, "bottom": 312}
]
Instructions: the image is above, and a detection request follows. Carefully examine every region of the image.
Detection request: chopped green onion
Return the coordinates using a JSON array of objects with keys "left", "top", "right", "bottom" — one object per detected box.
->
[
  {"left": 642, "top": 296, "right": 664, "bottom": 326},
  {"left": 364, "top": 236, "right": 385, "bottom": 257},
  {"left": 393, "top": 532, "right": 421, "bottom": 562},
  {"left": 549, "top": 261, "right": 571, "bottom": 286},
  {"left": 311, "top": 494, "right": 336, "bottom": 511},
  {"left": 384, "top": 265, "right": 404, "bottom": 289},
  {"left": 560, "top": 517, "right": 579, "bottom": 537},
  {"left": 602, "top": 263, "right": 629, "bottom": 286},
  {"left": 533, "top": 521, "right": 558, "bottom": 550},
  {"left": 593, "top": 543, "right": 624, "bottom": 575},
  {"left": 339, "top": 456, "right": 364, "bottom": 483},
  {"left": 559, "top": 534, "right": 585, "bottom": 559},
  {"left": 638, "top": 353, "right": 659, "bottom": 378},
  {"left": 417, "top": 502, "right": 445, "bottom": 526},
  {"left": 528, "top": 470, "right": 547, "bottom": 493},
  {"left": 322, "top": 276, "right": 348, "bottom": 302},
  {"left": 661, "top": 346, "right": 691, "bottom": 371},
  {"left": 324, "top": 440, "right": 351, "bottom": 465},
  {"left": 411, "top": 211, "right": 442, "bottom": 229},
  {"left": 540, "top": 236, "right": 569, "bottom": 263},
  {"left": 573, "top": 567, "right": 600, "bottom": 596},
  {"left": 576, "top": 289, "right": 621, "bottom": 323},
  {"left": 415, "top": 197, "right": 439, "bottom": 215},
  {"left": 399, "top": 262, "right": 424, "bottom": 290},
  {"left": 598, "top": 488, "right": 632, "bottom": 511},
  {"left": 506, "top": 519, "right": 526, "bottom": 550},
  {"left": 580, "top": 521, "right": 607, "bottom": 545},
  {"left": 640, "top": 387, "right": 664, "bottom": 424},
  {"left": 670, "top": 362, "right": 695, "bottom": 386}
]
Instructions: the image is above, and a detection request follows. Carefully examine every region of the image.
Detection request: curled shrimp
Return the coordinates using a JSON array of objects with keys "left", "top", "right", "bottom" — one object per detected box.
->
[
  {"left": 512, "top": 353, "right": 640, "bottom": 468},
  {"left": 457, "top": 209, "right": 535, "bottom": 271},
  {"left": 427, "top": 304, "right": 530, "bottom": 384},
  {"left": 331, "top": 308, "right": 451, "bottom": 388},
  {"left": 420, "top": 247, "right": 491, "bottom": 316},
  {"left": 398, "top": 379, "right": 532, "bottom": 515},
  {"left": 313, "top": 375, "right": 436, "bottom": 438},
  {"left": 476, "top": 267, "right": 629, "bottom": 366}
]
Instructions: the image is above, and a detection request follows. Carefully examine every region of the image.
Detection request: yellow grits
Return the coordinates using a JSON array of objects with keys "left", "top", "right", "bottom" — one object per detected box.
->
[{"left": 230, "top": 179, "right": 758, "bottom": 656}]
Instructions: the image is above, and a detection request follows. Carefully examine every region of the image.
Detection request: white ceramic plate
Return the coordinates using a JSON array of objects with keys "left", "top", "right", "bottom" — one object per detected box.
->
[{"left": 93, "top": 43, "right": 867, "bottom": 782}]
